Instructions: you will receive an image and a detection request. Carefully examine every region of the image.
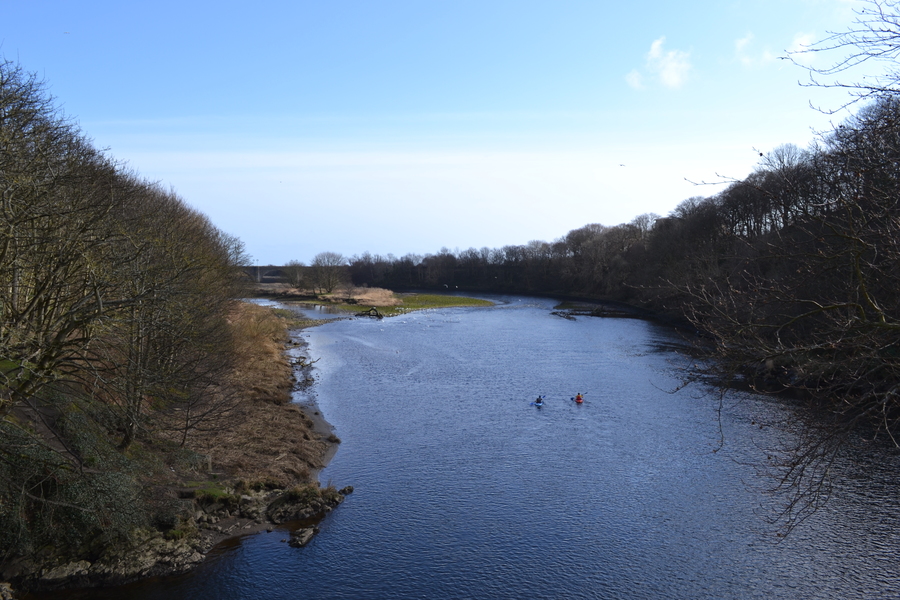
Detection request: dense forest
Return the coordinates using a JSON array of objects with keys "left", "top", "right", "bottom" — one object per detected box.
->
[{"left": 0, "top": 59, "right": 252, "bottom": 569}]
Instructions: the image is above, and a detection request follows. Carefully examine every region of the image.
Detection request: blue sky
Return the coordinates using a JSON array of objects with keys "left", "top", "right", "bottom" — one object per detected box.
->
[{"left": 3, "top": 0, "right": 872, "bottom": 264}]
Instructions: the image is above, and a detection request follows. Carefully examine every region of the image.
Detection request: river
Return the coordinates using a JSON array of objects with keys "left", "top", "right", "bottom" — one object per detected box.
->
[{"left": 39, "top": 295, "right": 900, "bottom": 599}]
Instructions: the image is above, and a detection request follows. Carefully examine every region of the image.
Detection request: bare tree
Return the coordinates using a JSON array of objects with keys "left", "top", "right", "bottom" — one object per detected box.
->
[
  {"left": 283, "top": 260, "right": 306, "bottom": 289},
  {"left": 87, "top": 183, "right": 247, "bottom": 450},
  {"left": 787, "top": 0, "right": 900, "bottom": 110},
  {"left": 0, "top": 59, "right": 251, "bottom": 558},
  {"left": 630, "top": 212, "right": 660, "bottom": 238},
  {"left": 310, "top": 251, "right": 347, "bottom": 294},
  {"left": 0, "top": 61, "right": 142, "bottom": 418},
  {"left": 662, "top": 95, "right": 900, "bottom": 531}
]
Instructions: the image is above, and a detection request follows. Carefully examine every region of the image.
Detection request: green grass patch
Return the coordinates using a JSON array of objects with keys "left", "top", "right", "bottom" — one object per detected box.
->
[
  {"left": 398, "top": 294, "right": 493, "bottom": 309},
  {"left": 284, "top": 483, "right": 322, "bottom": 503},
  {"left": 191, "top": 482, "right": 237, "bottom": 505},
  {"left": 333, "top": 293, "right": 493, "bottom": 317},
  {"left": 287, "top": 293, "right": 492, "bottom": 318}
]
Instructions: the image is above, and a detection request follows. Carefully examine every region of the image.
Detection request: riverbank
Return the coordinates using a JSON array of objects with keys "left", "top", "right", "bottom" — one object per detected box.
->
[
  {"left": 5, "top": 287, "right": 499, "bottom": 597},
  {"left": 3, "top": 302, "right": 345, "bottom": 597}
]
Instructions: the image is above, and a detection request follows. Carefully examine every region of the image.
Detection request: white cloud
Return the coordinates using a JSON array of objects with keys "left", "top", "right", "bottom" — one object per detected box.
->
[
  {"left": 788, "top": 32, "right": 818, "bottom": 66},
  {"left": 735, "top": 32, "right": 776, "bottom": 68},
  {"left": 630, "top": 36, "right": 692, "bottom": 90},
  {"left": 625, "top": 69, "right": 644, "bottom": 89},
  {"left": 736, "top": 33, "right": 754, "bottom": 54}
]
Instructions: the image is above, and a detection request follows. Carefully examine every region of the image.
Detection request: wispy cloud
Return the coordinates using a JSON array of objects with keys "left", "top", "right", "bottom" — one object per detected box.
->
[
  {"left": 787, "top": 32, "right": 817, "bottom": 66},
  {"left": 627, "top": 36, "right": 691, "bottom": 90},
  {"left": 625, "top": 69, "right": 645, "bottom": 90},
  {"left": 734, "top": 33, "right": 776, "bottom": 68},
  {"left": 649, "top": 37, "right": 692, "bottom": 87}
]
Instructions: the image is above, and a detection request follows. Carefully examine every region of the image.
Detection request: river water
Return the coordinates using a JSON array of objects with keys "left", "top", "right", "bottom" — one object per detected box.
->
[{"left": 37, "top": 296, "right": 900, "bottom": 599}]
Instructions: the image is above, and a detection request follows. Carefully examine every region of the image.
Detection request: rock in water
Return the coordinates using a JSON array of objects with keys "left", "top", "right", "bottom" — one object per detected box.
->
[{"left": 288, "top": 527, "right": 318, "bottom": 548}]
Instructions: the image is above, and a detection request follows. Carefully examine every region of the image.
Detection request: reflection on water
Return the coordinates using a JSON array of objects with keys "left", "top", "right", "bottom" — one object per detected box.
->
[
  {"left": 29, "top": 295, "right": 900, "bottom": 600},
  {"left": 244, "top": 298, "right": 347, "bottom": 320},
  {"left": 284, "top": 303, "right": 347, "bottom": 319}
]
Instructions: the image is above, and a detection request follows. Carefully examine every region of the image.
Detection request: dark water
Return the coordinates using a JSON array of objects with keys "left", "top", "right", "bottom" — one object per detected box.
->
[{"left": 35, "top": 296, "right": 900, "bottom": 599}]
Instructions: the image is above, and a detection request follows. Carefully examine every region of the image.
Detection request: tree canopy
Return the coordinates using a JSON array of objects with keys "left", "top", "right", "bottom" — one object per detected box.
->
[{"left": 0, "top": 59, "right": 249, "bottom": 561}]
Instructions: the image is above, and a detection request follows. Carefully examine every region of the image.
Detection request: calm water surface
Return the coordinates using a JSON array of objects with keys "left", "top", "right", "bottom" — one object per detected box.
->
[{"left": 43, "top": 296, "right": 900, "bottom": 599}]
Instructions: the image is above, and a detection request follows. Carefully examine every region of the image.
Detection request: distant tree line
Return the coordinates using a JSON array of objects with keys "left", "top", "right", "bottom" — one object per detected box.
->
[{"left": 0, "top": 60, "right": 247, "bottom": 559}]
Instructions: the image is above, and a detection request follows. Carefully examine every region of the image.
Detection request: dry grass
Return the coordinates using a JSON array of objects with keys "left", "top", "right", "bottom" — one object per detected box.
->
[
  {"left": 185, "top": 302, "right": 328, "bottom": 489},
  {"left": 226, "top": 302, "right": 294, "bottom": 404},
  {"left": 199, "top": 402, "right": 326, "bottom": 488},
  {"left": 252, "top": 283, "right": 402, "bottom": 307},
  {"left": 347, "top": 287, "right": 402, "bottom": 306}
]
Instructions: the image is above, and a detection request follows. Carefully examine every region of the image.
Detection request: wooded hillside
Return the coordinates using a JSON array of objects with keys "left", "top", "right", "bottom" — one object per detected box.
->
[{"left": 0, "top": 59, "right": 261, "bottom": 566}]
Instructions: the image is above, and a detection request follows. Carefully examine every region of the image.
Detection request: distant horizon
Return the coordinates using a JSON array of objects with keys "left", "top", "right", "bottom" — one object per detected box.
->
[
  {"left": 5, "top": 0, "right": 876, "bottom": 264},
  {"left": 239, "top": 215, "right": 646, "bottom": 267}
]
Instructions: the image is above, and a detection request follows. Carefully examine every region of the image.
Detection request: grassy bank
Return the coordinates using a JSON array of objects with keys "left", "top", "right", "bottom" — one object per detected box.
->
[
  {"left": 0, "top": 302, "right": 340, "bottom": 593},
  {"left": 183, "top": 301, "right": 332, "bottom": 489},
  {"left": 368, "top": 293, "right": 494, "bottom": 316}
]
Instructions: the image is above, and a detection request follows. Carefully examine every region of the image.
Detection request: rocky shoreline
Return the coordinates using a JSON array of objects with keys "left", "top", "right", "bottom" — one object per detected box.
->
[
  {"left": 0, "top": 303, "right": 347, "bottom": 598},
  {"left": 8, "top": 484, "right": 353, "bottom": 594}
]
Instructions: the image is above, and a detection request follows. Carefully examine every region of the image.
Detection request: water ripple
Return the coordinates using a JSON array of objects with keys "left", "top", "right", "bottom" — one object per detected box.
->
[{"left": 47, "top": 296, "right": 900, "bottom": 600}]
